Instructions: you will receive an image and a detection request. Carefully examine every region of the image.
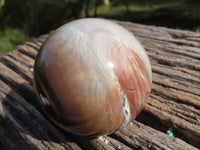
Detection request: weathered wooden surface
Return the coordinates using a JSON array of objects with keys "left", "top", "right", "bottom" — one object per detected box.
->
[{"left": 0, "top": 20, "right": 200, "bottom": 150}]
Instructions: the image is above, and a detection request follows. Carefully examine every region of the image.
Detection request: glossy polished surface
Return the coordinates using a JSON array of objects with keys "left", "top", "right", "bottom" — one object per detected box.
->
[{"left": 34, "top": 18, "right": 152, "bottom": 136}]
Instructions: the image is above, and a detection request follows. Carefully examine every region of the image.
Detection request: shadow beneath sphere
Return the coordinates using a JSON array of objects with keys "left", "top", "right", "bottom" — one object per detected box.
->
[{"left": 0, "top": 82, "right": 97, "bottom": 150}]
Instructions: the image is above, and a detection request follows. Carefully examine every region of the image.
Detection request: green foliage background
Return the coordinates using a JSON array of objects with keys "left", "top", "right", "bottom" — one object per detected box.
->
[
  {"left": 0, "top": 0, "right": 200, "bottom": 55},
  {"left": 0, "top": 0, "right": 86, "bottom": 55},
  {"left": 0, "top": 0, "right": 84, "bottom": 35}
]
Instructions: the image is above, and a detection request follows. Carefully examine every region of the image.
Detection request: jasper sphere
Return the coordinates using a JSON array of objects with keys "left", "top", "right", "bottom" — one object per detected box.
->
[{"left": 34, "top": 18, "right": 152, "bottom": 136}]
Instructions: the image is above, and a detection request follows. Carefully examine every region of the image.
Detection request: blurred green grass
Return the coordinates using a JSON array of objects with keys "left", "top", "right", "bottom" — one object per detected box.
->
[
  {"left": 94, "top": 0, "right": 200, "bottom": 31},
  {"left": 0, "top": 28, "right": 30, "bottom": 55},
  {"left": 0, "top": 0, "right": 200, "bottom": 55}
]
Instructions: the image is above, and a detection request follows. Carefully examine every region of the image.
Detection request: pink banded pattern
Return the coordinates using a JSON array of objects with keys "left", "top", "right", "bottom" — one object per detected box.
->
[{"left": 107, "top": 38, "right": 151, "bottom": 121}]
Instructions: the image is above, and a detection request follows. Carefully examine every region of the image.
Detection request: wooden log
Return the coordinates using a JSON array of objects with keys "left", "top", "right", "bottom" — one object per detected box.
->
[
  {"left": 0, "top": 20, "right": 200, "bottom": 149},
  {"left": 112, "top": 121, "right": 198, "bottom": 150}
]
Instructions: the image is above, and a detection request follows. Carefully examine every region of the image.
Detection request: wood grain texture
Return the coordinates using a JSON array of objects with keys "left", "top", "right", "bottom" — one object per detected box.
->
[{"left": 0, "top": 20, "right": 200, "bottom": 149}]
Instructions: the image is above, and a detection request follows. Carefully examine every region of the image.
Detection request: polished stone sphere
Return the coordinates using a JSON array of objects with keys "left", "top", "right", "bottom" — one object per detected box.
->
[{"left": 34, "top": 18, "right": 152, "bottom": 136}]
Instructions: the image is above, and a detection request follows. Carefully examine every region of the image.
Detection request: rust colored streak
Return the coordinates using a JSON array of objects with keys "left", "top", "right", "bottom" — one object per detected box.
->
[{"left": 107, "top": 38, "right": 151, "bottom": 119}]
